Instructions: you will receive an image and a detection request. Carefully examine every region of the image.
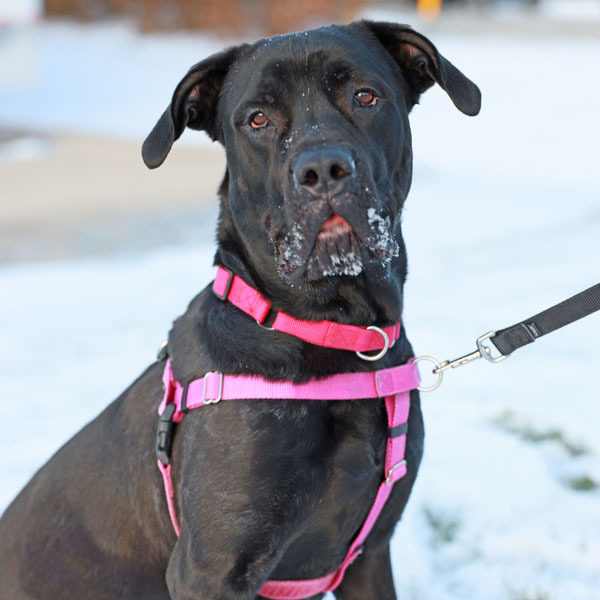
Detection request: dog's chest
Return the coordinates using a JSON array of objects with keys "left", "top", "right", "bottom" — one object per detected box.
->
[{"left": 258, "top": 399, "right": 389, "bottom": 576}]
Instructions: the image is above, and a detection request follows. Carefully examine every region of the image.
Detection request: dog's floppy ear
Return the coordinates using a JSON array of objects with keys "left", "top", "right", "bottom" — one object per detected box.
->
[
  {"left": 360, "top": 21, "right": 481, "bottom": 116},
  {"left": 142, "top": 45, "right": 247, "bottom": 169}
]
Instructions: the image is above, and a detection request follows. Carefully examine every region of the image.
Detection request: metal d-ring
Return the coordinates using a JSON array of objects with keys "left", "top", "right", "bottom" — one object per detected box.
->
[
  {"left": 356, "top": 326, "right": 390, "bottom": 362},
  {"left": 412, "top": 355, "right": 443, "bottom": 392},
  {"left": 256, "top": 320, "right": 275, "bottom": 331}
]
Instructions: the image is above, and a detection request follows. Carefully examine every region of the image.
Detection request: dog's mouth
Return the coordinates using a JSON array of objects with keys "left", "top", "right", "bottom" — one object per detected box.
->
[
  {"left": 306, "top": 213, "right": 363, "bottom": 279},
  {"left": 317, "top": 214, "right": 353, "bottom": 238},
  {"left": 274, "top": 207, "right": 400, "bottom": 284}
]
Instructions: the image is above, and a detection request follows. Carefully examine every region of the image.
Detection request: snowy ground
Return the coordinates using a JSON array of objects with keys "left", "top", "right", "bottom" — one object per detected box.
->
[{"left": 1, "top": 13, "right": 600, "bottom": 600}]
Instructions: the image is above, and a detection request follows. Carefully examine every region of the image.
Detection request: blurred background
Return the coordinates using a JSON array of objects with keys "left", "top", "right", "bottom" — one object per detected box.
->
[
  {"left": 1, "top": 1, "right": 599, "bottom": 599},
  {"left": 1, "top": 0, "right": 598, "bottom": 262}
]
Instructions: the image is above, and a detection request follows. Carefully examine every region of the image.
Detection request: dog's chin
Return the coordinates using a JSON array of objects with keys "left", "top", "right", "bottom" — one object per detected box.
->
[
  {"left": 304, "top": 229, "right": 363, "bottom": 281},
  {"left": 275, "top": 211, "right": 400, "bottom": 287},
  {"left": 276, "top": 230, "right": 362, "bottom": 285},
  {"left": 276, "top": 215, "right": 363, "bottom": 285}
]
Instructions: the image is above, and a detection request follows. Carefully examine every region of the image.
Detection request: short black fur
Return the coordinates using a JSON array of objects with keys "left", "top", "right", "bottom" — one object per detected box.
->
[{"left": 0, "top": 20, "right": 480, "bottom": 600}]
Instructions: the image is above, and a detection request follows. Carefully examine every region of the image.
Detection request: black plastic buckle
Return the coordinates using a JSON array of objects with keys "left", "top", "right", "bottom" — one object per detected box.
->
[
  {"left": 156, "top": 403, "right": 176, "bottom": 466},
  {"left": 213, "top": 267, "right": 234, "bottom": 301}
]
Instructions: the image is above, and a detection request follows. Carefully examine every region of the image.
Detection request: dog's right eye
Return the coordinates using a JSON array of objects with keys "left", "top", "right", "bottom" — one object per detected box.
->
[
  {"left": 250, "top": 112, "right": 269, "bottom": 129},
  {"left": 355, "top": 90, "right": 378, "bottom": 108}
]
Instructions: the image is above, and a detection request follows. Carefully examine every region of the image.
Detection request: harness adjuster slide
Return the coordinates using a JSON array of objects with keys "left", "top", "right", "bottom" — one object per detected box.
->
[
  {"left": 385, "top": 459, "right": 407, "bottom": 486},
  {"left": 203, "top": 371, "right": 224, "bottom": 404},
  {"left": 156, "top": 403, "right": 176, "bottom": 466},
  {"left": 213, "top": 267, "right": 234, "bottom": 301}
]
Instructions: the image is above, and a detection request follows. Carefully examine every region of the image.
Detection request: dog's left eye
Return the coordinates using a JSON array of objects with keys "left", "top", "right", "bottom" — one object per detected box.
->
[
  {"left": 250, "top": 112, "right": 269, "bottom": 129},
  {"left": 355, "top": 90, "right": 378, "bottom": 108}
]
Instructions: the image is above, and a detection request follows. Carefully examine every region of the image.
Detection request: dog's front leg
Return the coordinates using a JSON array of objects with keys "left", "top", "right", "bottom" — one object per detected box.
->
[{"left": 333, "top": 545, "right": 397, "bottom": 600}]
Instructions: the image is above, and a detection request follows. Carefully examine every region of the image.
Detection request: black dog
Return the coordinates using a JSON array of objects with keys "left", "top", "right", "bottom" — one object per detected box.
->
[{"left": 0, "top": 20, "right": 480, "bottom": 599}]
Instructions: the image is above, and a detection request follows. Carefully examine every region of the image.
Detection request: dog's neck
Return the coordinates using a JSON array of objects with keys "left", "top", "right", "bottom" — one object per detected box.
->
[{"left": 167, "top": 186, "right": 412, "bottom": 384}]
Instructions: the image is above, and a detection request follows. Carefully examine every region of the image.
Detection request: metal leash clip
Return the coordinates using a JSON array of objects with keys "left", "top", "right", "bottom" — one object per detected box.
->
[{"left": 413, "top": 331, "right": 508, "bottom": 392}]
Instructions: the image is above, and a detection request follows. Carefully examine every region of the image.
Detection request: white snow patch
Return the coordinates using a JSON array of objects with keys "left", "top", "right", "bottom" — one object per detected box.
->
[
  {"left": 0, "top": 135, "right": 50, "bottom": 162},
  {"left": 366, "top": 207, "right": 389, "bottom": 235},
  {"left": 280, "top": 223, "right": 304, "bottom": 264},
  {"left": 319, "top": 250, "right": 363, "bottom": 277},
  {"left": 366, "top": 207, "right": 399, "bottom": 261}
]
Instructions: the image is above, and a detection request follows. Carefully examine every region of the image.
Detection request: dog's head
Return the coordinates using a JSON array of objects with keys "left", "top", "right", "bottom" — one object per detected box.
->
[{"left": 143, "top": 21, "right": 480, "bottom": 300}]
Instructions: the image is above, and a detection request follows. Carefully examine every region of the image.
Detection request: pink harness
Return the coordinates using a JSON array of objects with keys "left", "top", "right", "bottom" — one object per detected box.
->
[{"left": 156, "top": 267, "right": 420, "bottom": 599}]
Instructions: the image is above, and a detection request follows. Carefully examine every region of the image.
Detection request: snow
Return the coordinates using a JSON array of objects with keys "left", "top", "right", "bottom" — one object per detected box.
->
[
  {"left": 0, "top": 20, "right": 228, "bottom": 142},
  {"left": 366, "top": 206, "right": 399, "bottom": 261},
  {"left": 0, "top": 134, "right": 49, "bottom": 161},
  {"left": 0, "top": 0, "right": 41, "bottom": 25},
  {"left": 1, "top": 14, "right": 600, "bottom": 600},
  {"left": 541, "top": 0, "right": 600, "bottom": 20}
]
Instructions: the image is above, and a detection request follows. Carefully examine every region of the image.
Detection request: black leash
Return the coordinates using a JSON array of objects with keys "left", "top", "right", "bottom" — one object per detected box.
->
[
  {"left": 490, "top": 284, "right": 600, "bottom": 356},
  {"left": 415, "top": 283, "right": 600, "bottom": 392}
]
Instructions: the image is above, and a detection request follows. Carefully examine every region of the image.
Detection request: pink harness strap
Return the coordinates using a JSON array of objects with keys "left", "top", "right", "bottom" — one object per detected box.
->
[
  {"left": 213, "top": 266, "right": 401, "bottom": 352},
  {"left": 158, "top": 359, "right": 420, "bottom": 422},
  {"left": 157, "top": 360, "right": 419, "bottom": 599}
]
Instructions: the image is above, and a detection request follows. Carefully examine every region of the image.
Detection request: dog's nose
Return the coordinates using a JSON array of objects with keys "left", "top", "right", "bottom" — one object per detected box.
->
[{"left": 293, "top": 147, "right": 355, "bottom": 196}]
